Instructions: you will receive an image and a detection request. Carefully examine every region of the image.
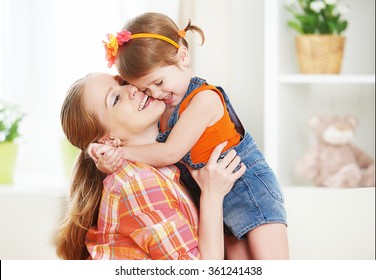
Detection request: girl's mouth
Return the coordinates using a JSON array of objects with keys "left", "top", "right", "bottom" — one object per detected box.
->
[
  {"left": 162, "top": 93, "right": 173, "bottom": 104},
  {"left": 163, "top": 94, "right": 172, "bottom": 100}
]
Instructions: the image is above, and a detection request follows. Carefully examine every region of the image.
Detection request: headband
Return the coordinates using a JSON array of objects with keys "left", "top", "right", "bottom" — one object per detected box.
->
[{"left": 103, "top": 29, "right": 185, "bottom": 68}]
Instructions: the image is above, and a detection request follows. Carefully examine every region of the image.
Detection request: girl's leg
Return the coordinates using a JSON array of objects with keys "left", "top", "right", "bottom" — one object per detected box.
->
[
  {"left": 224, "top": 235, "right": 251, "bottom": 260},
  {"left": 246, "top": 223, "right": 289, "bottom": 260}
]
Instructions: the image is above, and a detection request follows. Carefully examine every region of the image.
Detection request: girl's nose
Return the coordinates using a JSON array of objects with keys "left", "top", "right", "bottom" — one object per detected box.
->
[{"left": 149, "top": 88, "right": 161, "bottom": 99}]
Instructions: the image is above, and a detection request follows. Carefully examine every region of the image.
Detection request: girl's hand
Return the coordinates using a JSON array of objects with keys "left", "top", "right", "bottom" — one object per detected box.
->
[
  {"left": 188, "top": 141, "right": 246, "bottom": 198},
  {"left": 87, "top": 143, "right": 125, "bottom": 174},
  {"left": 87, "top": 143, "right": 101, "bottom": 162}
]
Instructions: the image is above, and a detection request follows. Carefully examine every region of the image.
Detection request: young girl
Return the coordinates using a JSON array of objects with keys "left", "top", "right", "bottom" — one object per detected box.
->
[{"left": 93, "top": 12, "right": 288, "bottom": 259}]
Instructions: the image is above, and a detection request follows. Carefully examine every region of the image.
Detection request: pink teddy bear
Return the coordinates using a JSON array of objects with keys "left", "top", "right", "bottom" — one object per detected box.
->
[{"left": 295, "top": 114, "right": 375, "bottom": 188}]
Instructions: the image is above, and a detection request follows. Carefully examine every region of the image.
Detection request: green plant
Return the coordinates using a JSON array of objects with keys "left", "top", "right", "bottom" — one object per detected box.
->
[
  {"left": 286, "top": 0, "right": 349, "bottom": 34},
  {"left": 0, "top": 100, "right": 24, "bottom": 143}
]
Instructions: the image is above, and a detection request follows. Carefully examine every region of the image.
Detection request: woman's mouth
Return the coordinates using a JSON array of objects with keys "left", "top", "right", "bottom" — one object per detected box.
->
[{"left": 138, "top": 95, "right": 150, "bottom": 111}]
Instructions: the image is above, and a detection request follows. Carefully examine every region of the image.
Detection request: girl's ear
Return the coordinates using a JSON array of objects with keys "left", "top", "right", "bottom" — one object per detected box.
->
[
  {"left": 177, "top": 46, "right": 190, "bottom": 68},
  {"left": 98, "top": 136, "right": 122, "bottom": 147}
]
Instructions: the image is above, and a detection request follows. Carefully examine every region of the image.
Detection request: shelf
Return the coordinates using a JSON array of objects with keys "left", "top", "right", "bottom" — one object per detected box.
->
[
  {"left": 264, "top": 0, "right": 375, "bottom": 186},
  {"left": 279, "top": 74, "right": 375, "bottom": 84}
]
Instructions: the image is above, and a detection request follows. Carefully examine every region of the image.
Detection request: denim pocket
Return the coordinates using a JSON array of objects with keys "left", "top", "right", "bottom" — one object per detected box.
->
[{"left": 254, "top": 167, "right": 284, "bottom": 203}]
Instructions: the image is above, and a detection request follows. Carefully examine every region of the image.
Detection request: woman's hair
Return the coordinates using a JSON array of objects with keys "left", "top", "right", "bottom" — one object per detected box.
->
[
  {"left": 116, "top": 12, "right": 205, "bottom": 79},
  {"left": 55, "top": 75, "right": 107, "bottom": 259}
]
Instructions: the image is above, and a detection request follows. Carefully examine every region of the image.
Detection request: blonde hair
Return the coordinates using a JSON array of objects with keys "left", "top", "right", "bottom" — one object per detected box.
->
[
  {"left": 55, "top": 75, "right": 107, "bottom": 259},
  {"left": 116, "top": 12, "right": 205, "bottom": 79}
]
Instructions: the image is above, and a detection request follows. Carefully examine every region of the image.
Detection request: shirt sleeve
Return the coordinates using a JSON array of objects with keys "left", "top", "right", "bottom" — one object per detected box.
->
[{"left": 118, "top": 178, "right": 200, "bottom": 260}]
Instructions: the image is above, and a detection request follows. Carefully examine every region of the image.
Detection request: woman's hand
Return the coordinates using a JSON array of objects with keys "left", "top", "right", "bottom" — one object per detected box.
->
[
  {"left": 192, "top": 142, "right": 246, "bottom": 260},
  {"left": 87, "top": 143, "right": 125, "bottom": 174},
  {"left": 189, "top": 141, "right": 246, "bottom": 197}
]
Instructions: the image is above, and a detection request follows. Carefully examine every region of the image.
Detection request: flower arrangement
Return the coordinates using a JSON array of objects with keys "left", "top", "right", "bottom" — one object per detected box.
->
[
  {"left": 286, "top": 0, "right": 349, "bottom": 34},
  {"left": 0, "top": 100, "right": 24, "bottom": 143}
]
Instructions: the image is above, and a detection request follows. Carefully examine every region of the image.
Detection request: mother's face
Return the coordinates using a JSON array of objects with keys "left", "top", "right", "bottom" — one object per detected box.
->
[{"left": 83, "top": 73, "right": 166, "bottom": 142}]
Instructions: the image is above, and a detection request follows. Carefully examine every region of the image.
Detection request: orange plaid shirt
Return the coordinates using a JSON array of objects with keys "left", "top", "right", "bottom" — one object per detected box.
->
[{"left": 86, "top": 161, "right": 200, "bottom": 260}]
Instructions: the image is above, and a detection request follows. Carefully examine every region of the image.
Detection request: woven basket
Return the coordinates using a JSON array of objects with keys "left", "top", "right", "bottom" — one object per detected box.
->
[{"left": 295, "top": 35, "right": 346, "bottom": 74}]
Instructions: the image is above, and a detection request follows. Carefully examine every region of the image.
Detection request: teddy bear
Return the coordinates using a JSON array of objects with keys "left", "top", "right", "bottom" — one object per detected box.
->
[{"left": 295, "top": 114, "right": 375, "bottom": 188}]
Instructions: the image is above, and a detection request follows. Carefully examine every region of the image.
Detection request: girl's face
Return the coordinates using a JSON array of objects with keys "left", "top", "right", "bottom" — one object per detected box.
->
[
  {"left": 83, "top": 73, "right": 166, "bottom": 143},
  {"left": 125, "top": 48, "right": 192, "bottom": 109}
]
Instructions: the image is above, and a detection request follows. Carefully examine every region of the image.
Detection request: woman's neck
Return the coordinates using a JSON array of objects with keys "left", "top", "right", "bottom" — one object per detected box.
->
[{"left": 121, "top": 126, "right": 159, "bottom": 146}]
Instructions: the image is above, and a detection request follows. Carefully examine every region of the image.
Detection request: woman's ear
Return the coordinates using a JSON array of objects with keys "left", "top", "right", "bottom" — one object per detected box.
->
[
  {"left": 177, "top": 46, "right": 190, "bottom": 68},
  {"left": 98, "top": 136, "right": 122, "bottom": 147}
]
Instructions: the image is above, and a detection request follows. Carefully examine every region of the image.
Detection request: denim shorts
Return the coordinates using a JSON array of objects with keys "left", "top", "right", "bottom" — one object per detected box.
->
[
  {"left": 176, "top": 132, "right": 287, "bottom": 240},
  {"left": 222, "top": 133, "right": 288, "bottom": 239}
]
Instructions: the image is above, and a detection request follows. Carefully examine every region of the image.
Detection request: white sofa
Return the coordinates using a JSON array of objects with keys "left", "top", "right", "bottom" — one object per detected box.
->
[
  {"left": 0, "top": 186, "right": 374, "bottom": 260},
  {"left": 0, "top": 187, "right": 65, "bottom": 259}
]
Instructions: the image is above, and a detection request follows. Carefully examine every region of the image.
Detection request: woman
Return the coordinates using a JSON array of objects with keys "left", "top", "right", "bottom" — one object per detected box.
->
[{"left": 56, "top": 72, "right": 245, "bottom": 260}]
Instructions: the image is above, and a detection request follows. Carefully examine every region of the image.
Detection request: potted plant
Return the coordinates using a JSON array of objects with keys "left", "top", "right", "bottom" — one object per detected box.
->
[
  {"left": 285, "top": 0, "right": 349, "bottom": 74},
  {"left": 0, "top": 100, "right": 24, "bottom": 184}
]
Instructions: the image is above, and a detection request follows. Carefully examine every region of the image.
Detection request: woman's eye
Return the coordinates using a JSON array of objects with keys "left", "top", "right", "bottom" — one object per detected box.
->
[
  {"left": 113, "top": 95, "right": 120, "bottom": 106},
  {"left": 156, "top": 80, "right": 163, "bottom": 86}
]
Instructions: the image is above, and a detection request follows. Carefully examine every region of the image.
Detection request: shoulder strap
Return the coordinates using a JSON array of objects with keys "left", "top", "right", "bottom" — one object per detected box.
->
[{"left": 178, "top": 85, "right": 225, "bottom": 116}]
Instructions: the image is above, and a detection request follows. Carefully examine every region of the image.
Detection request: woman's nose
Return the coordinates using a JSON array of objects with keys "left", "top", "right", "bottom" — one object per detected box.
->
[{"left": 127, "top": 85, "right": 138, "bottom": 98}]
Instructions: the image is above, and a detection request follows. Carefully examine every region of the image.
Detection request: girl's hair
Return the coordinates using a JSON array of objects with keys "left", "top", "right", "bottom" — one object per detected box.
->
[
  {"left": 55, "top": 75, "right": 107, "bottom": 259},
  {"left": 116, "top": 12, "right": 205, "bottom": 79}
]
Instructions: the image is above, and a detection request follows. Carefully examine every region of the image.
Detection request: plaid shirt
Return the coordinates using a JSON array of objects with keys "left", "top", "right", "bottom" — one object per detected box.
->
[{"left": 86, "top": 161, "right": 200, "bottom": 260}]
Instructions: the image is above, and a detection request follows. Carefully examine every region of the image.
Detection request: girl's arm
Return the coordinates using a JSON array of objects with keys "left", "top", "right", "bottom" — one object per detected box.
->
[
  {"left": 193, "top": 142, "right": 246, "bottom": 259},
  {"left": 123, "top": 90, "right": 224, "bottom": 166}
]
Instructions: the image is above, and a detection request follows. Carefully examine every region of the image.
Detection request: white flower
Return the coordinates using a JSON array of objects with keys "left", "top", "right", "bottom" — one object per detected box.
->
[
  {"left": 334, "top": 2, "right": 350, "bottom": 15},
  {"left": 324, "top": 0, "right": 337, "bottom": 5},
  {"left": 310, "top": 1, "right": 326, "bottom": 13}
]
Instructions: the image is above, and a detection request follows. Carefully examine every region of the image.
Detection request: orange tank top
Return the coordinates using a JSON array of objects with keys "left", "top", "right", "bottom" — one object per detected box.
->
[{"left": 178, "top": 85, "right": 241, "bottom": 164}]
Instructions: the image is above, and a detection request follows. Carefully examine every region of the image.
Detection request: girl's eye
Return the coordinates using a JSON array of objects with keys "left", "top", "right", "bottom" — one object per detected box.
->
[
  {"left": 156, "top": 80, "right": 163, "bottom": 86},
  {"left": 113, "top": 94, "right": 120, "bottom": 106}
]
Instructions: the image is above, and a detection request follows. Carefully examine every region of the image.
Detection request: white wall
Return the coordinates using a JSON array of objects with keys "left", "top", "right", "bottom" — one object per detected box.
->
[{"left": 184, "top": 0, "right": 265, "bottom": 150}]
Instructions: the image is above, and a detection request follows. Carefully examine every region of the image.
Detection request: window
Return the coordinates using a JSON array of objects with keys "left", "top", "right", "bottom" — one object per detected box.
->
[{"left": 0, "top": 0, "right": 180, "bottom": 189}]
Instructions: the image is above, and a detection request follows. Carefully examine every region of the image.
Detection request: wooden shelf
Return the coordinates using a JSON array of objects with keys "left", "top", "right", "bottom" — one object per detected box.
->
[{"left": 278, "top": 74, "right": 375, "bottom": 84}]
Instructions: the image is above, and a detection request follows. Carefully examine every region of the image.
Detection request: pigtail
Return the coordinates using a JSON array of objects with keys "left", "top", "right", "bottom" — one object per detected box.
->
[{"left": 180, "top": 18, "right": 205, "bottom": 46}]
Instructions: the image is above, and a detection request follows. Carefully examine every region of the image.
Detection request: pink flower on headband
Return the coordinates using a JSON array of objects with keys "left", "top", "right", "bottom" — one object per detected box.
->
[
  {"left": 117, "top": 30, "right": 132, "bottom": 44},
  {"left": 103, "top": 30, "right": 132, "bottom": 68}
]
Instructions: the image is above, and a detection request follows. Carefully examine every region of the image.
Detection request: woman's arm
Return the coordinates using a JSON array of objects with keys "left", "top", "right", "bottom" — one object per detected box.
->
[
  {"left": 192, "top": 142, "right": 246, "bottom": 259},
  {"left": 123, "top": 90, "right": 224, "bottom": 166}
]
